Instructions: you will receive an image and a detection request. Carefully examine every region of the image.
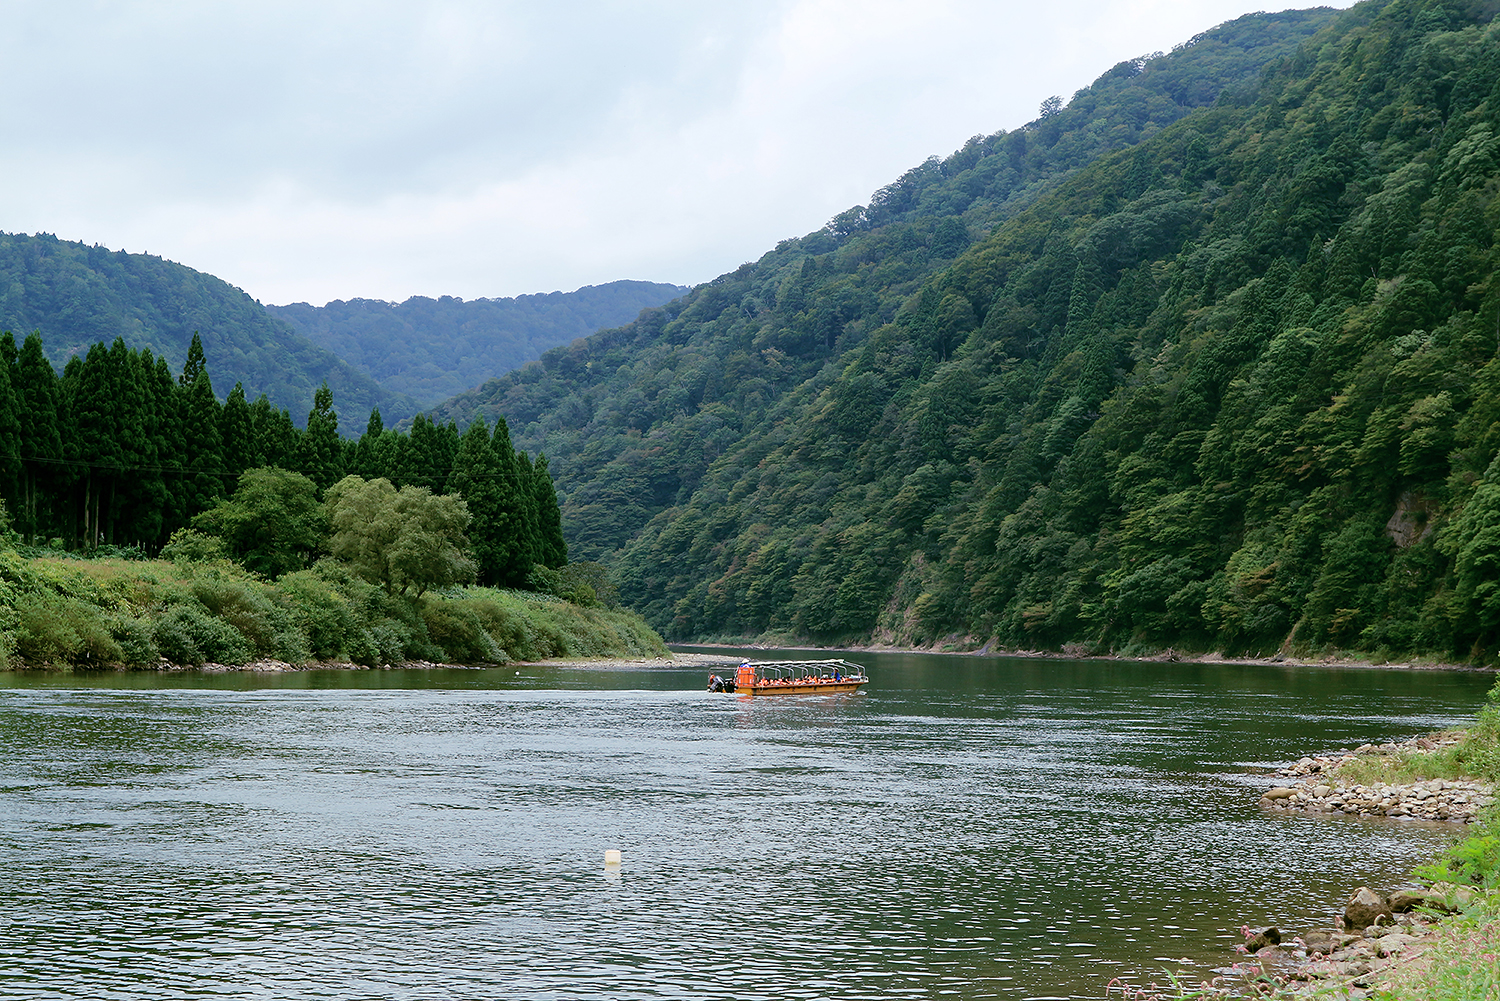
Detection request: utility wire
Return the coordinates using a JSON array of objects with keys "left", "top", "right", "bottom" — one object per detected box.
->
[{"left": 14, "top": 453, "right": 542, "bottom": 483}]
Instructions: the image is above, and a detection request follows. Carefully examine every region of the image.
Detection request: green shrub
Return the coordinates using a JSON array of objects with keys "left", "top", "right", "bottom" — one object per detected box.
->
[
  {"left": 270, "top": 627, "right": 312, "bottom": 665},
  {"left": 13, "top": 593, "right": 125, "bottom": 667},
  {"left": 462, "top": 597, "right": 536, "bottom": 658},
  {"left": 367, "top": 619, "right": 415, "bottom": 665},
  {"left": 152, "top": 604, "right": 252, "bottom": 666},
  {"left": 188, "top": 574, "right": 291, "bottom": 657},
  {"left": 274, "top": 568, "right": 356, "bottom": 660},
  {"left": 1416, "top": 832, "right": 1500, "bottom": 889},
  {"left": 160, "top": 528, "right": 230, "bottom": 564},
  {"left": 109, "top": 615, "right": 158, "bottom": 666},
  {"left": 421, "top": 600, "right": 507, "bottom": 664},
  {"left": 364, "top": 587, "right": 443, "bottom": 662}
]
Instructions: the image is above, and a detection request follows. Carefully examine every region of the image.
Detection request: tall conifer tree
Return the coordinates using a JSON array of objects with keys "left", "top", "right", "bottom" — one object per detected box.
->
[
  {"left": 491, "top": 417, "right": 539, "bottom": 585},
  {"left": 14, "top": 334, "right": 61, "bottom": 539},
  {"left": 179, "top": 332, "right": 208, "bottom": 387},
  {"left": 104, "top": 338, "right": 155, "bottom": 544},
  {"left": 297, "top": 382, "right": 342, "bottom": 492},
  {"left": 249, "top": 393, "right": 299, "bottom": 471},
  {"left": 221, "top": 383, "right": 257, "bottom": 479},
  {"left": 400, "top": 414, "right": 459, "bottom": 490},
  {"left": 352, "top": 408, "right": 384, "bottom": 479},
  {"left": 69, "top": 343, "right": 116, "bottom": 547},
  {"left": 530, "top": 453, "right": 567, "bottom": 569},
  {"left": 148, "top": 354, "right": 187, "bottom": 539},
  {"left": 179, "top": 369, "right": 225, "bottom": 520},
  {"left": 447, "top": 419, "right": 506, "bottom": 585},
  {"left": 118, "top": 348, "right": 166, "bottom": 546},
  {"left": 0, "top": 336, "right": 22, "bottom": 518}
]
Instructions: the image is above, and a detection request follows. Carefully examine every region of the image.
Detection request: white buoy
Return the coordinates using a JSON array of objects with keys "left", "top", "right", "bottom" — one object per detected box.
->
[{"left": 604, "top": 849, "right": 622, "bottom": 866}]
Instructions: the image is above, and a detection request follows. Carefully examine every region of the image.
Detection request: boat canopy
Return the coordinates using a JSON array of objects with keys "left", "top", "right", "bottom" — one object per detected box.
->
[{"left": 735, "top": 659, "right": 866, "bottom": 687}]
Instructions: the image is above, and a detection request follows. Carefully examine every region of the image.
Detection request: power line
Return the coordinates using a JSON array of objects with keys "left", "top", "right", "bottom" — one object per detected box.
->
[{"left": 15, "top": 453, "right": 544, "bottom": 483}]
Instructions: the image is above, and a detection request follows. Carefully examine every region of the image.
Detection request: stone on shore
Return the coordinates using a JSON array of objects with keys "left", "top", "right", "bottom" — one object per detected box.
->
[
  {"left": 1374, "top": 931, "right": 1421, "bottom": 957},
  {"left": 1426, "top": 880, "right": 1477, "bottom": 912},
  {"left": 1388, "top": 887, "right": 1423, "bottom": 912},
  {"left": 1244, "top": 926, "right": 1281, "bottom": 952},
  {"left": 1300, "top": 929, "right": 1341, "bottom": 955},
  {"left": 1344, "top": 887, "right": 1393, "bottom": 930},
  {"left": 1259, "top": 733, "right": 1494, "bottom": 822}
]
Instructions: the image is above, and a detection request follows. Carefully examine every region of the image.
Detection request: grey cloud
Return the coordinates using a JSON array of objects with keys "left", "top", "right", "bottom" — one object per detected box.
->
[{"left": 1, "top": 3, "right": 784, "bottom": 201}]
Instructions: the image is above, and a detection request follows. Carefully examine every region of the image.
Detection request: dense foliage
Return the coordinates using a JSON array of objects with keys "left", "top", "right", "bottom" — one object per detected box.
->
[
  {"left": 0, "top": 232, "right": 414, "bottom": 426},
  {"left": 0, "top": 331, "right": 566, "bottom": 586},
  {"left": 0, "top": 335, "right": 618, "bottom": 671},
  {"left": 429, "top": 0, "right": 1500, "bottom": 663},
  {"left": 269, "top": 281, "right": 687, "bottom": 408},
  {"left": 0, "top": 549, "right": 665, "bottom": 671}
]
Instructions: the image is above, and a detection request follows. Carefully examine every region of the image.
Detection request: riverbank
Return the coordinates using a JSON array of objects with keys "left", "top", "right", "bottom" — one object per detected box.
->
[
  {"left": 514, "top": 651, "right": 739, "bottom": 670},
  {"left": 676, "top": 640, "right": 1499, "bottom": 673},
  {"left": 1259, "top": 733, "right": 1495, "bottom": 823},
  {"left": 0, "top": 551, "right": 667, "bottom": 671},
  {"left": 1213, "top": 712, "right": 1499, "bottom": 998}
]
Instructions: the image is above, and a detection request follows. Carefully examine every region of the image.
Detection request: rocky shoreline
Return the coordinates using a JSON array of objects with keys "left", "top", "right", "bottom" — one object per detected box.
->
[
  {"left": 1259, "top": 734, "right": 1495, "bottom": 822},
  {"left": 1228, "top": 734, "right": 1496, "bottom": 996},
  {"left": 1234, "top": 881, "right": 1483, "bottom": 995}
]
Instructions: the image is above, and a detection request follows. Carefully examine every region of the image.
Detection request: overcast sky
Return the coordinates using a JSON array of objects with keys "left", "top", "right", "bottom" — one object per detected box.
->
[{"left": 0, "top": 1, "right": 1352, "bottom": 307}]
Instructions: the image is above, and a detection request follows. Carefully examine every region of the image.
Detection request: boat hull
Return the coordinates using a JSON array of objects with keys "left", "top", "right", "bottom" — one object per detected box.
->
[{"left": 741, "top": 680, "right": 868, "bottom": 696}]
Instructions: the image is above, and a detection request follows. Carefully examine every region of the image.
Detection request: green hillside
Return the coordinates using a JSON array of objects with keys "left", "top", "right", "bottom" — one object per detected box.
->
[
  {"left": 425, "top": 5, "right": 1375, "bottom": 644},
  {"left": 0, "top": 233, "right": 415, "bottom": 425},
  {"left": 434, "top": 0, "right": 1500, "bottom": 664},
  {"left": 269, "top": 281, "right": 687, "bottom": 409}
]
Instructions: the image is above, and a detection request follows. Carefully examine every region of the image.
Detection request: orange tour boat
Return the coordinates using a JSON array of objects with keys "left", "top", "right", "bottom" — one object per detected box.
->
[{"left": 706, "top": 659, "right": 868, "bottom": 695}]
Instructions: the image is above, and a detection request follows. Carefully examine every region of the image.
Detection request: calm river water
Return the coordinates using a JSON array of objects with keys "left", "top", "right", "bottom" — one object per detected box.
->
[{"left": 0, "top": 650, "right": 1493, "bottom": 1000}]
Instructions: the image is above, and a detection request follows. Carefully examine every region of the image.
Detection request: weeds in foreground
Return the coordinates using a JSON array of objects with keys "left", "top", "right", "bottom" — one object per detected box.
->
[
  {"left": 1104, "top": 963, "right": 1322, "bottom": 999},
  {"left": 1370, "top": 898, "right": 1500, "bottom": 1000}
]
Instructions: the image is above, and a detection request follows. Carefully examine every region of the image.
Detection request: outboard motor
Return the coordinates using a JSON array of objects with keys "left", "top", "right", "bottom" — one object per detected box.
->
[{"left": 707, "top": 674, "right": 725, "bottom": 693}]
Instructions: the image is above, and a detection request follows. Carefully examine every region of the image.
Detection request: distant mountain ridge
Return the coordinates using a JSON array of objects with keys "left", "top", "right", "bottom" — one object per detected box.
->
[
  {"left": 269, "top": 281, "right": 687, "bottom": 409},
  {"left": 0, "top": 231, "right": 415, "bottom": 426}
]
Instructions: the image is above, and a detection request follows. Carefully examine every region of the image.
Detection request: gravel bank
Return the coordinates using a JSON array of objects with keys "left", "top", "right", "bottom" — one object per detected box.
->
[{"left": 1259, "top": 734, "right": 1495, "bottom": 822}]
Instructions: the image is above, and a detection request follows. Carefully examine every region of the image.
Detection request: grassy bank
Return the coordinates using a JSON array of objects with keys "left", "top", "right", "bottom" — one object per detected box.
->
[
  {"left": 1364, "top": 684, "right": 1500, "bottom": 1000},
  {"left": 0, "top": 548, "right": 667, "bottom": 670},
  {"left": 1114, "top": 686, "right": 1500, "bottom": 1000}
]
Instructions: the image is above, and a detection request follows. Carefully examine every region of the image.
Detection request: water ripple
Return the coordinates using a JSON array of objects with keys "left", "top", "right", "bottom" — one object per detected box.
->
[{"left": 0, "top": 655, "right": 1488, "bottom": 999}]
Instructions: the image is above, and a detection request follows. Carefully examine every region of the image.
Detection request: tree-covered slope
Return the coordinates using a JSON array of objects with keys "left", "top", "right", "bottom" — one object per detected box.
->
[
  {"left": 268, "top": 281, "right": 686, "bottom": 409},
  {"left": 0, "top": 233, "right": 415, "bottom": 425},
  {"left": 432, "top": 0, "right": 1500, "bottom": 664},
  {"left": 429, "top": 6, "right": 1335, "bottom": 543}
]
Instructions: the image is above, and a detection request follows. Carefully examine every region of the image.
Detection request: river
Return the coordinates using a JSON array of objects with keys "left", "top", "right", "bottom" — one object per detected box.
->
[{"left": 0, "top": 650, "right": 1492, "bottom": 1000}]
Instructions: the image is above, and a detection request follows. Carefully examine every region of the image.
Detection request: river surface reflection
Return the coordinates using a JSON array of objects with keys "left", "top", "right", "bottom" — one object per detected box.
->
[{"left": 0, "top": 651, "right": 1492, "bottom": 1000}]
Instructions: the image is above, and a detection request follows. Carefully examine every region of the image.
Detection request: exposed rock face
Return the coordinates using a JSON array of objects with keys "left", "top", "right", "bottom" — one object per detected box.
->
[{"left": 1344, "top": 887, "right": 1393, "bottom": 930}]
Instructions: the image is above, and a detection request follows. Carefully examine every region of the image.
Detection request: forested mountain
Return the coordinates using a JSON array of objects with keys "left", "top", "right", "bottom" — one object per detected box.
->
[
  {"left": 426, "top": 0, "right": 1500, "bottom": 663},
  {"left": 269, "top": 281, "right": 687, "bottom": 408},
  {"left": 0, "top": 232, "right": 415, "bottom": 426}
]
